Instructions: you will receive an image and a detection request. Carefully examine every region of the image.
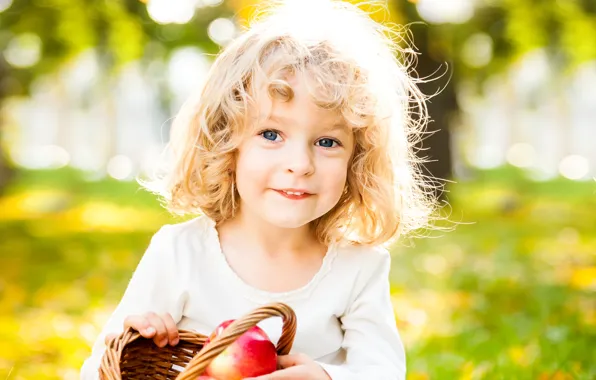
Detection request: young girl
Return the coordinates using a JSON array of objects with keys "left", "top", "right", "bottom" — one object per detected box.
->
[{"left": 81, "top": 0, "right": 438, "bottom": 378}]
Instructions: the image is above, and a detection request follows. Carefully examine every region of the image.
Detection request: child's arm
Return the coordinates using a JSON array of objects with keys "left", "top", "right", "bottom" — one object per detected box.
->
[
  {"left": 316, "top": 248, "right": 406, "bottom": 380},
  {"left": 80, "top": 225, "right": 187, "bottom": 380}
]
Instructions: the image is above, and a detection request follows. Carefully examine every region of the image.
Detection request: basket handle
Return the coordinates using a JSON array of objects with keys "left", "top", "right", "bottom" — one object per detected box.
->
[{"left": 176, "top": 302, "right": 297, "bottom": 380}]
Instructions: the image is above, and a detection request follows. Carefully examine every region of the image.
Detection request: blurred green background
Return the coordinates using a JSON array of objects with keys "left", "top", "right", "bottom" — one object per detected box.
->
[{"left": 0, "top": 0, "right": 595, "bottom": 379}]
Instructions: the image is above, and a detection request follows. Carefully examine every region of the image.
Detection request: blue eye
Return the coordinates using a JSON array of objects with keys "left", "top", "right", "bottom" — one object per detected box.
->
[
  {"left": 260, "top": 130, "right": 279, "bottom": 141},
  {"left": 317, "top": 138, "right": 339, "bottom": 148}
]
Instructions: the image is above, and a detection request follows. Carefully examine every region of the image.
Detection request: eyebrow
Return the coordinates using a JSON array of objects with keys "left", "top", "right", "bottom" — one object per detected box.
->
[
  {"left": 266, "top": 114, "right": 292, "bottom": 124},
  {"left": 266, "top": 114, "right": 348, "bottom": 132}
]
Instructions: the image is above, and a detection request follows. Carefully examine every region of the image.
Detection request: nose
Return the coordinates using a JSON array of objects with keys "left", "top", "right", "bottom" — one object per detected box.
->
[{"left": 286, "top": 144, "right": 315, "bottom": 176}]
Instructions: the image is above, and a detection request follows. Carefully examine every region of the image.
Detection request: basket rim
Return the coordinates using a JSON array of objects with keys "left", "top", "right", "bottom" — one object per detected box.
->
[{"left": 98, "top": 302, "right": 297, "bottom": 380}]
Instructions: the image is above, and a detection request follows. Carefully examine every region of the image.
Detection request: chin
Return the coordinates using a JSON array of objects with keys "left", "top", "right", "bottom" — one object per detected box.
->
[
  {"left": 256, "top": 205, "right": 318, "bottom": 228},
  {"left": 264, "top": 214, "right": 314, "bottom": 229}
]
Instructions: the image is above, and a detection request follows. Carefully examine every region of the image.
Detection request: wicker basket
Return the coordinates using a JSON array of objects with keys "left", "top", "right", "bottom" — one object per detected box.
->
[{"left": 98, "top": 302, "right": 297, "bottom": 380}]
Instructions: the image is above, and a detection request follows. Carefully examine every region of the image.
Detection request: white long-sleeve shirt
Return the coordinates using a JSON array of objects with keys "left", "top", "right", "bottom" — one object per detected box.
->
[{"left": 80, "top": 215, "right": 406, "bottom": 379}]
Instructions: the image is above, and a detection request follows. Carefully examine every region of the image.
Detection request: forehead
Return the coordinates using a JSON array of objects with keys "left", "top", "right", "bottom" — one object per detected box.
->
[{"left": 254, "top": 72, "right": 348, "bottom": 131}]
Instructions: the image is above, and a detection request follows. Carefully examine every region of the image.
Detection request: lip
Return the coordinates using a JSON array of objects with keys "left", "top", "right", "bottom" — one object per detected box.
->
[
  {"left": 277, "top": 188, "right": 312, "bottom": 194},
  {"left": 274, "top": 189, "right": 313, "bottom": 200}
]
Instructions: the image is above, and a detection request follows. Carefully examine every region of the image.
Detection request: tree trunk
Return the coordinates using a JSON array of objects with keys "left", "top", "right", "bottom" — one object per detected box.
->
[
  {"left": 0, "top": 59, "right": 16, "bottom": 196},
  {"left": 411, "top": 25, "right": 457, "bottom": 201},
  {"left": 0, "top": 144, "right": 15, "bottom": 196}
]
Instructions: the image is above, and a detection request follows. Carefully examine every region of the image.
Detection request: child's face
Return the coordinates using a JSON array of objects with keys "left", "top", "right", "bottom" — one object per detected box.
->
[{"left": 234, "top": 73, "right": 355, "bottom": 230}]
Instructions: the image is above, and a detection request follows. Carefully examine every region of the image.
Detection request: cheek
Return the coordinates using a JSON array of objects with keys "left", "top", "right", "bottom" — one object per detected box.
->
[
  {"left": 234, "top": 146, "right": 271, "bottom": 194},
  {"left": 319, "top": 158, "right": 350, "bottom": 197}
]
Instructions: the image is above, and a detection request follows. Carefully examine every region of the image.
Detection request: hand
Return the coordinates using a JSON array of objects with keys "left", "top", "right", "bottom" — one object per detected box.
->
[
  {"left": 104, "top": 312, "right": 179, "bottom": 348},
  {"left": 245, "top": 353, "right": 331, "bottom": 380}
]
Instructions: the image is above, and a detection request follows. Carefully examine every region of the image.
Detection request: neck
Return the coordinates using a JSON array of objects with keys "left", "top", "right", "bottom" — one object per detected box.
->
[{"left": 216, "top": 208, "right": 320, "bottom": 258}]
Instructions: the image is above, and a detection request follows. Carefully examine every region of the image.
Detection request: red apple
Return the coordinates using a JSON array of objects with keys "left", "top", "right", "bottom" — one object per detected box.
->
[
  {"left": 202, "top": 319, "right": 277, "bottom": 380},
  {"left": 196, "top": 377, "right": 217, "bottom": 380}
]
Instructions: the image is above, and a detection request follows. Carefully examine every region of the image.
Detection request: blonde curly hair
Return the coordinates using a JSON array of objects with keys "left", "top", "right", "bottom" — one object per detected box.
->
[{"left": 141, "top": 0, "right": 442, "bottom": 247}]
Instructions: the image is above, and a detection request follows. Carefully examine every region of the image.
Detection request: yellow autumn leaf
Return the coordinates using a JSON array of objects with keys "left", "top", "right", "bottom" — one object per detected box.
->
[
  {"left": 0, "top": 189, "right": 70, "bottom": 221},
  {"left": 460, "top": 361, "right": 474, "bottom": 380},
  {"left": 538, "top": 370, "right": 573, "bottom": 380},
  {"left": 570, "top": 266, "right": 596, "bottom": 290},
  {"left": 58, "top": 201, "right": 165, "bottom": 233},
  {"left": 409, "top": 372, "right": 430, "bottom": 380},
  {"left": 508, "top": 345, "right": 529, "bottom": 366}
]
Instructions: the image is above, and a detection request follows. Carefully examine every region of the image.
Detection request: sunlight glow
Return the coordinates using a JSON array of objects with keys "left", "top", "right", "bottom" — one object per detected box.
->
[
  {"left": 559, "top": 155, "right": 589, "bottom": 180},
  {"left": 462, "top": 33, "right": 493, "bottom": 68},
  {"left": 52, "top": 315, "right": 75, "bottom": 335},
  {"left": 79, "top": 323, "right": 99, "bottom": 345},
  {"left": 473, "top": 145, "right": 503, "bottom": 169},
  {"left": 506, "top": 143, "right": 536, "bottom": 168},
  {"left": 423, "top": 255, "right": 448, "bottom": 275},
  {"left": 405, "top": 308, "right": 428, "bottom": 327},
  {"left": 416, "top": 0, "right": 474, "bottom": 24},
  {"left": 208, "top": 18, "right": 237, "bottom": 46},
  {"left": 12, "top": 145, "right": 70, "bottom": 169},
  {"left": 199, "top": 0, "right": 223, "bottom": 7},
  {"left": 60, "top": 369, "right": 80, "bottom": 380},
  {"left": 167, "top": 47, "right": 211, "bottom": 95},
  {"left": 107, "top": 155, "right": 134, "bottom": 181},
  {"left": 0, "top": 0, "right": 13, "bottom": 13},
  {"left": 557, "top": 227, "right": 580, "bottom": 245},
  {"left": 3, "top": 33, "right": 42, "bottom": 68},
  {"left": 146, "top": 0, "right": 196, "bottom": 24}
]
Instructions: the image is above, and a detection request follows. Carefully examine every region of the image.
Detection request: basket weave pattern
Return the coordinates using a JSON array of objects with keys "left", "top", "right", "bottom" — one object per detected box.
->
[{"left": 98, "top": 303, "right": 297, "bottom": 380}]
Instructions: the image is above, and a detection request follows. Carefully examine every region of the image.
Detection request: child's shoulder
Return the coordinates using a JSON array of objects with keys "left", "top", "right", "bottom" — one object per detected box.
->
[
  {"left": 148, "top": 214, "right": 218, "bottom": 256},
  {"left": 333, "top": 242, "right": 392, "bottom": 276},
  {"left": 326, "top": 244, "right": 393, "bottom": 303},
  {"left": 336, "top": 242, "right": 391, "bottom": 261}
]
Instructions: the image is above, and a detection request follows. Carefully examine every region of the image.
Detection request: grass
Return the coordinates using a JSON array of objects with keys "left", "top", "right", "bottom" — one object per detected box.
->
[{"left": 0, "top": 166, "right": 594, "bottom": 379}]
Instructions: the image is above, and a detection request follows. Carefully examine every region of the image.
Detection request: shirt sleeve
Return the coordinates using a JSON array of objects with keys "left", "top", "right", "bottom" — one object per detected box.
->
[
  {"left": 79, "top": 225, "right": 188, "bottom": 380},
  {"left": 316, "top": 247, "right": 406, "bottom": 380}
]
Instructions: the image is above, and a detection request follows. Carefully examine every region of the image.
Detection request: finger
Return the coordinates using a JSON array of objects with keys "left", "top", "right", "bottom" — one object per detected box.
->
[
  {"left": 124, "top": 315, "right": 156, "bottom": 338},
  {"left": 104, "top": 333, "right": 118, "bottom": 345},
  {"left": 277, "top": 353, "right": 310, "bottom": 369},
  {"left": 145, "top": 312, "right": 168, "bottom": 347},
  {"left": 161, "top": 313, "right": 179, "bottom": 346}
]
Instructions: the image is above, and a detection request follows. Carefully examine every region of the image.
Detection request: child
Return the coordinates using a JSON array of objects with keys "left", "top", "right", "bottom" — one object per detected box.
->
[{"left": 81, "top": 0, "right": 439, "bottom": 378}]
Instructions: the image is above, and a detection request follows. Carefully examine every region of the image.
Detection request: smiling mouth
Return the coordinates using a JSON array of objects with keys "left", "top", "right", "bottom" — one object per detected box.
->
[{"left": 274, "top": 190, "right": 313, "bottom": 199}]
